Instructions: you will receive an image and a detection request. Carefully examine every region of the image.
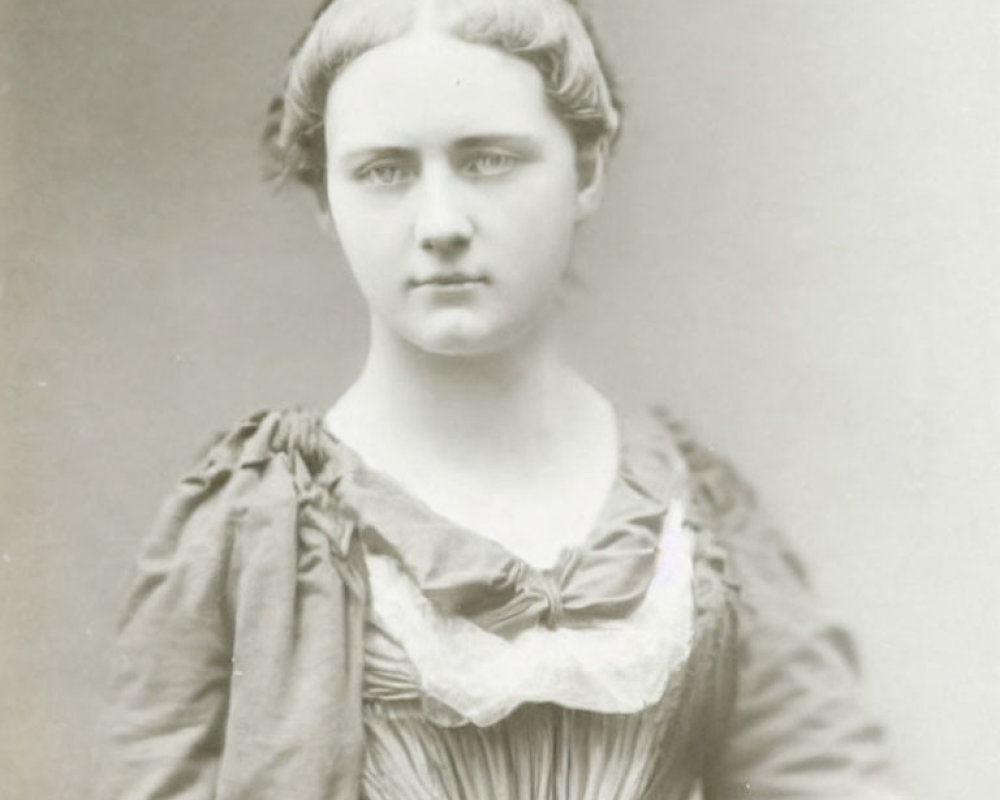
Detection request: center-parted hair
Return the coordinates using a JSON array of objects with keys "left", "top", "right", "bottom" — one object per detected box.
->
[{"left": 263, "top": 0, "right": 623, "bottom": 190}]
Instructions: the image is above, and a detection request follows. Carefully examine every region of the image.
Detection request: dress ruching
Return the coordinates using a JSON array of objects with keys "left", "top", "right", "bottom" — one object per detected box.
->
[{"left": 96, "top": 406, "right": 898, "bottom": 800}]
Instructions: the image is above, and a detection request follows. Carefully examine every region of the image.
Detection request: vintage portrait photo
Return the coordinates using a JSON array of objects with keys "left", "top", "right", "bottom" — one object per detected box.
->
[{"left": 2, "top": 1, "right": 997, "bottom": 798}]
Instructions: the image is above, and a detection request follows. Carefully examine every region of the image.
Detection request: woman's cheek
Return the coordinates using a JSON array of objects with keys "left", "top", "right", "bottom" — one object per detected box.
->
[{"left": 337, "top": 208, "right": 406, "bottom": 277}]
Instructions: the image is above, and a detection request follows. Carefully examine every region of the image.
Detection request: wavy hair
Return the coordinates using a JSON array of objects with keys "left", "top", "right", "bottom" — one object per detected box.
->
[{"left": 263, "top": 0, "right": 623, "bottom": 190}]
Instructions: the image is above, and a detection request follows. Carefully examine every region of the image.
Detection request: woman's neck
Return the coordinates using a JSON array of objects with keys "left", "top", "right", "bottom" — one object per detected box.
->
[{"left": 326, "top": 320, "right": 606, "bottom": 469}]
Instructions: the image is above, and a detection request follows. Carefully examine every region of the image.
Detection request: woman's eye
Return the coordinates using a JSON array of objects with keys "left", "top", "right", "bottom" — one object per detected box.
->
[
  {"left": 356, "top": 163, "right": 411, "bottom": 186},
  {"left": 464, "top": 152, "right": 518, "bottom": 178}
]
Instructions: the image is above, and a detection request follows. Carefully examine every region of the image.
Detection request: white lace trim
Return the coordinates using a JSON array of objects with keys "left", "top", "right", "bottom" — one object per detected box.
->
[{"left": 364, "top": 502, "right": 695, "bottom": 726}]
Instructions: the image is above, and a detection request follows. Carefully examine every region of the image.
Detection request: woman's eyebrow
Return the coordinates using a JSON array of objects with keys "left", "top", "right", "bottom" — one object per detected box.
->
[
  {"left": 337, "top": 145, "right": 413, "bottom": 165},
  {"left": 452, "top": 134, "right": 543, "bottom": 153}
]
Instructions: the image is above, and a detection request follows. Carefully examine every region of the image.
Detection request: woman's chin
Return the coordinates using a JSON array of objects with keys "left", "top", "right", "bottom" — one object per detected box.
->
[
  {"left": 400, "top": 315, "right": 532, "bottom": 359},
  {"left": 410, "top": 330, "right": 509, "bottom": 359}
]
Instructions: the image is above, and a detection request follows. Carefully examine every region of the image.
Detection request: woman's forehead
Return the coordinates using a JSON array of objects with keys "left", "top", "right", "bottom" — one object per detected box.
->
[{"left": 324, "top": 34, "right": 563, "bottom": 153}]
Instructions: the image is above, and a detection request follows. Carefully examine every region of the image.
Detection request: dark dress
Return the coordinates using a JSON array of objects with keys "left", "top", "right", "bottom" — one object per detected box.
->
[{"left": 96, "top": 406, "right": 898, "bottom": 800}]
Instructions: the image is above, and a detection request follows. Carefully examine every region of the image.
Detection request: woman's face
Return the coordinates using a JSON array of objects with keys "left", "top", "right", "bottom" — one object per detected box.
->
[{"left": 323, "top": 33, "right": 602, "bottom": 357}]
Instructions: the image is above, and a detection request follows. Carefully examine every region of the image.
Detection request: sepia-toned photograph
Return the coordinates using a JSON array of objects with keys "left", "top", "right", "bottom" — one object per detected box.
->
[{"left": 2, "top": 1, "right": 998, "bottom": 798}]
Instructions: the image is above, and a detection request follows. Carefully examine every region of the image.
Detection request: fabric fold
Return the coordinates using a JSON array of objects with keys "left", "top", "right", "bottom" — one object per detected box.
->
[
  {"left": 360, "top": 499, "right": 696, "bottom": 726},
  {"left": 327, "top": 409, "right": 689, "bottom": 638}
]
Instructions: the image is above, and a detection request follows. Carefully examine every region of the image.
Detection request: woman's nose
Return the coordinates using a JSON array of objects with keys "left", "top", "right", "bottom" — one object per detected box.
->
[{"left": 414, "top": 170, "right": 474, "bottom": 257}]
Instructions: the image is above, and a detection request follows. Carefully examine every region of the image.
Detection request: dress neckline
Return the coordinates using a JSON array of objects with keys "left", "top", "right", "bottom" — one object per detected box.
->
[
  {"left": 319, "top": 406, "right": 628, "bottom": 571},
  {"left": 315, "top": 406, "right": 690, "bottom": 637}
]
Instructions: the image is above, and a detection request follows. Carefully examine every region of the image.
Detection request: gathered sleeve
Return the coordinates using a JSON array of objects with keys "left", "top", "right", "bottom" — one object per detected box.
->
[
  {"left": 659, "top": 414, "right": 900, "bottom": 800},
  {"left": 95, "top": 410, "right": 368, "bottom": 800}
]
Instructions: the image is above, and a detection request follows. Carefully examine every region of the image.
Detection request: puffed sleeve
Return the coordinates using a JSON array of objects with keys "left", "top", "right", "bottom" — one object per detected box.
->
[
  {"left": 661, "top": 415, "right": 900, "bottom": 800},
  {"left": 95, "top": 410, "right": 367, "bottom": 800}
]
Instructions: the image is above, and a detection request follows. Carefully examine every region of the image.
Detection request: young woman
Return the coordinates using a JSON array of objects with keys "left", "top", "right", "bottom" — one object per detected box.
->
[{"left": 97, "top": 1, "right": 899, "bottom": 798}]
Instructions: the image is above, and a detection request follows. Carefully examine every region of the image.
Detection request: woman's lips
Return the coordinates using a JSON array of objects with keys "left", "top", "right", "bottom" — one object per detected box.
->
[{"left": 409, "top": 274, "right": 490, "bottom": 288}]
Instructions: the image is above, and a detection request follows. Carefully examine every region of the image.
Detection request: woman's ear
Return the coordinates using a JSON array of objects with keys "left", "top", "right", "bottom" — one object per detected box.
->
[{"left": 574, "top": 141, "right": 607, "bottom": 222}]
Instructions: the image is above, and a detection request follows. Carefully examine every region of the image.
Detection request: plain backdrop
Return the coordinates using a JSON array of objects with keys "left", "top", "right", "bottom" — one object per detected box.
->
[{"left": 2, "top": 1, "right": 999, "bottom": 798}]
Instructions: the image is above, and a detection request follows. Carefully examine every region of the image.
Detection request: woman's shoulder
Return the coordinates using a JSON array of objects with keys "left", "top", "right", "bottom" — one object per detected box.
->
[
  {"left": 639, "top": 404, "right": 760, "bottom": 536},
  {"left": 160, "top": 407, "right": 329, "bottom": 514},
  {"left": 103, "top": 406, "right": 369, "bottom": 798},
  {"left": 187, "top": 406, "right": 336, "bottom": 476},
  {"left": 643, "top": 407, "right": 898, "bottom": 797},
  {"left": 641, "top": 404, "right": 816, "bottom": 612},
  {"left": 135, "top": 407, "right": 355, "bottom": 571},
  {"left": 176, "top": 406, "right": 348, "bottom": 494}
]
